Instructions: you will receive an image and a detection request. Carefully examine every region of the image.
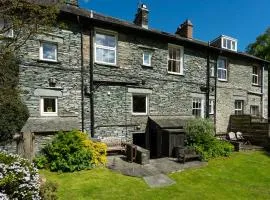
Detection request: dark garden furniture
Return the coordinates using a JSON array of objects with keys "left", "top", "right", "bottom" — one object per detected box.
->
[{"left": 175, "top": 146, "right": 201, "bottom": 163}]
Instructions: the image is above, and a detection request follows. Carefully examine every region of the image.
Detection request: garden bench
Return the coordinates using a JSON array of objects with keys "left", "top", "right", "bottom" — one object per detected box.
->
[
  {"left": 100, "top": 136, "right": 126, "bottom": 153},
  {"left": 175, "top": 146, "right": 201, "bottom": 163}
]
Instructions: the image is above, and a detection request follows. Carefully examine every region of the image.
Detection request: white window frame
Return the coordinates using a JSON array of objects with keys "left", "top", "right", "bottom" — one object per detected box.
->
[
  {"left": 167, "top": 44, "right": 184, "bottom": 75},
  {"left": 142, "top": 51, "right": 152, "bottom": 66},
  {"left": 209, "top": 99, "right": 214, "bottom": 115},
  {"left": 0, "top": 18, "right": 13, "bottom": 38},
  {"left": 94, "top": 28, "right": 117, "bottom": 66},
  {"left": 252, "top": 66, "right": 260, "bottom": 85},
  {"left": 234, "top": 100, "right": 244, "bottom": 115},
  {"left": 221, "top": 36, "right": 237, "bottom": 52},
  {"left": 40, "top": 97, "right": 58, "bottom": 117},
  {"left": 131, "top": 94, "right": 148, "bottom": 116},
  {"left": 192, "top": 98, "right": 204, "bottom": 118},
  {"left": 39, "top": 42, "right": 58, "bottom": 62},
  {"left": 217, "top": 57, "right": 227, "bottom": 81},
  {"left": 250, "top": 105, "right": 260, "bottom": 116}
]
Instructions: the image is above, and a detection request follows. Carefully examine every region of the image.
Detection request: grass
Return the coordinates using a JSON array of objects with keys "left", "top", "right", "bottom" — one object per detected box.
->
[{"left": 41, "top": 151, "right": 270, "bottom": 200}]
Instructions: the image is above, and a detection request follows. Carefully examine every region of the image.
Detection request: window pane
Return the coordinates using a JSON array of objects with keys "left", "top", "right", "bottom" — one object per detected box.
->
[
  {"left": 253, "top": 66, "right": 258, "bottom": 74},
  {"left": 96, "top": 47, "right": 104, "bottom": 62},
  {"left": 42, "top": 43, "right": 56, "bottom": 60},
  {"left": 232, "top": 41, "right": 236, "bottom": 50},
  {"left": 227, "top": 40, "right": 231, "bottom": 49},
  {"left": 250, "top": 105, "right": 259, "bottom": 116},
  {"left": 96, "top": 47, "right": 115, "bottom": 64},
  {"left": 108, "top": 49, "right": 115, "bottom": 64},
  {"left": 133, "top": 95, "right": 146, "bottom": 113},
  {"left": 192, "top": 99, "right": 202, "bottom": 117},
  {"left": 96, "top": 33, "right": 116, "bottom": 47},
  {"left": 168, "top": 60, "right": 172, "bottom": 72},
  {"left": 143, "top": 52, "right": 151, "bottom": 65},
  {"left": 218, "top": 59, "right": 225, "bottom": 69},
  {"left": 44, "top": 98, "right": 56, "bottom": 112},
  {"left": 169, "top": 48, "right": 173, "bottom": 59},
  {"left": 176, "top": 49, "right": 180, "bottom": 60},
  {"left": 222, "top": 38, "right": 226, "bottom": 48}
]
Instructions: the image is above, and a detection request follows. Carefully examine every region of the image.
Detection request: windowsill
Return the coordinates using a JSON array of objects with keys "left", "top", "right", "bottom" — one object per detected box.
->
[
  {"left": 37, "top": 59, "right": 61, "bottom": 64},
  {"left": 95, "top": 62, "right": 119, "bottom": 68},
  {"left": 252, "top": 84, "right": 261, "bottom": 87},
  {"left": 44, "top": 87, "right": 63, "bottom": 91},
  {"left": 141, "top": 64, "right": 153, "bottom": 69},
  {"left": 218, "top": 79, "right": 228, "bottom": 82},
  {"left": 40, "top": 114, "right": 58, "bottom": 117},
  {"left": 168, "top": 71, "right": 184, "bottom": 76},
  {"left": 132, "top": 113, "right": 148, "bottom": 116}
]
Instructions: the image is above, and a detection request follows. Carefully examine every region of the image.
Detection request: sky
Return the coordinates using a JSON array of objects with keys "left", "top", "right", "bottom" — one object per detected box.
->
[{"left": 78, "top": 0, "right": 269, "bottom": 52}]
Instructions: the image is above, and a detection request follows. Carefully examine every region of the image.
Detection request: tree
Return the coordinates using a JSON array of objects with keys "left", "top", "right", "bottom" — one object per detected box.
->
[
  {"left": 0, "top": 0, "right": 61, "bottom": 53},
  {"left": 246, "top": 28, "right": 270, "bottom": 61},
  {"left": 0, "top": 0, "right": 62, "bottom": 142}
]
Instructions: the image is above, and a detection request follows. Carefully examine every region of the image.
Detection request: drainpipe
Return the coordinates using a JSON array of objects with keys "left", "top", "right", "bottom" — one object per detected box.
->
[
  {"left": 205, "top": 42, "right": 210, "bottom": 118},
  {"left": 89, "top": 11, "right": 95, "bottom": 137},
  {"left": 77, "top": 15, "right": 85, "bottom": 132},
  {"left": 261, "top": 62, "right": 264, "bottom": 119},
  {"left": 214, "top": 51, "right": 219, "bottom": 135}
]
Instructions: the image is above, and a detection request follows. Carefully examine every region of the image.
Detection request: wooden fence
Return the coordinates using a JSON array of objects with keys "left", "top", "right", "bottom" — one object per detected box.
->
[{"left": 229, "top": 115, "right": 270, "bottom": 146}]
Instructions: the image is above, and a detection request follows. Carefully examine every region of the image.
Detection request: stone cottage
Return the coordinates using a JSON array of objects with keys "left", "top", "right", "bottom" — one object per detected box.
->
[{"left": 1, "top": 0, "right": 269, "bottom": 153}]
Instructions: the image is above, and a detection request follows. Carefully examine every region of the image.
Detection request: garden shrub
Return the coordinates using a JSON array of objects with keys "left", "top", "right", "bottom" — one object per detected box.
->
[
  {"left": 34, "top": 130, "right": 107, "bottom": 172},
  {"left": 0, "top": 151, "right": 40, "bottom": 200},
  {"left": 0, "top": 52, "right": 29, "bottom": 142},
  {"left": 39, "top": 180, "right": 58, "bottom": 200},
  {"left": 185, "top": 118, "right": 234, "bottom": 160}
]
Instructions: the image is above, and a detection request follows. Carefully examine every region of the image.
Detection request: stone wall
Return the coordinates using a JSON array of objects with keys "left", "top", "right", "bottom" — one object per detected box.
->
[
  {"left": 87, "top": 30, "right": 211, "bottom": 139},
  {"left": 19, "top": 22, "right": 82, "bottom": 132},
  {"left": 216, "top": 59, "right": 268, "bottom": 134}
]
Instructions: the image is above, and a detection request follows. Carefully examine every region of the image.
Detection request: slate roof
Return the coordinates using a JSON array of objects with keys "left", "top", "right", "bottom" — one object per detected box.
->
[
  {"left": 149, "top": 116, "right": 194, "bottom": 129},
  {"left": 34, "top": 1, "right": 269, "bottom": 64},
  {"left": 21, "top": 117, "right": 80, "bottom": 133}
]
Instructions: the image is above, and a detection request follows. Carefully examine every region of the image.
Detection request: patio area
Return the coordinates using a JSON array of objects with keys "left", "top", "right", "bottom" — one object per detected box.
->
[{"left": 107, "top": 155, "right": 207, "bottom": 177}]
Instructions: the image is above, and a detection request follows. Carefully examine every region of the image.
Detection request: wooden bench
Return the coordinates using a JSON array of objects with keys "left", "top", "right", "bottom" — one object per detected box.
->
[
  {"left": 100, "top": 137, "right": 126, "bottom": 153},
  {"left": 176, "top": 146, "right": 201, "bottom": 163}
]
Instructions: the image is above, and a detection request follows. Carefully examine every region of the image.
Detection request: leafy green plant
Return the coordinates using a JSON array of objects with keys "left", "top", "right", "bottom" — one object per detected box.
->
[
  {"left": 40, "top": 180, "right": 58, "bottom": 200},
  {"left": 185, "top": 118, "right": 234, "bottom": 160},
  {"left": 34, "top": 130, "right": 107, "bottom": 172}
]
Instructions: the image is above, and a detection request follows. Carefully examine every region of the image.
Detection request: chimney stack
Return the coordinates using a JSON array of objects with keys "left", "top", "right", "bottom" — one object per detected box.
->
[
  {"left": 134, "top": 4, "right": 149, "bottom": 29},
  {"left": 175, "top": 20, "right": 193, "bottom": 39}
]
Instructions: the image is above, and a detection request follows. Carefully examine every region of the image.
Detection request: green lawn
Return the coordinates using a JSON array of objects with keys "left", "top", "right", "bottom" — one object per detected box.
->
[{"left": 41, "top": 151, "right": 270, "bottom": 200}]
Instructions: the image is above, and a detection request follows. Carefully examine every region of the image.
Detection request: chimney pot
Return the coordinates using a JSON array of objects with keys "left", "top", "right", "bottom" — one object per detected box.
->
[
  {"left": 176, "top": 19, "right": 193, "bottom": 39},
  {"left": 134, "top": 4, "right": 149, "bottom": 29}
]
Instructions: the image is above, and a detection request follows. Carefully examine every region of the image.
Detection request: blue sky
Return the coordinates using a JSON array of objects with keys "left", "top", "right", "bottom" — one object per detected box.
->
[{"left": 79, "top": 0, "right": 269, "bottom": 51}]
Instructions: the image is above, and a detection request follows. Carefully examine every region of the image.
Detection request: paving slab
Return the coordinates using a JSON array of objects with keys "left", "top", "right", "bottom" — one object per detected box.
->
[
  {"left": 143, "top": 174, "right": 176, "bottom": 188},
  {"left": 107, "top": 155, "right": 207, "bottom": 178}
]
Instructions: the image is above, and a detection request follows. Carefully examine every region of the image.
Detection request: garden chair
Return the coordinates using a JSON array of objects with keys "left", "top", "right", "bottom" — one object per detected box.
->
[
  {"left": 228, "top": 132, "right": 237, "bottom": 141},
  {"left": 236, "top": 132, "right": 251, "bottom": 145}
]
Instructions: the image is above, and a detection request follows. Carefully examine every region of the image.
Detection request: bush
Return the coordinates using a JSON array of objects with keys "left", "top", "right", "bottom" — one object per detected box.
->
[
  {"left": 34, "top": 130, "right": 107, "bottom": 172},
  {"left": 0, "top": 151, "right": 40, "bottom": 200},
  {"left": 185, "top": 118, "right": 234, "bottom": 160},
  {"left": 39, "top": 180, "right": 58, "bottom": 200},
  {"left": 0, "top": 52, "right": 29, "bottom": 142}
]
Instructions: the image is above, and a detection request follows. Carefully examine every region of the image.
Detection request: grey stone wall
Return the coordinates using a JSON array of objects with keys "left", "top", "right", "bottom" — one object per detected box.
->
[
  {"left": 87, "top": 30, "right": 211, "bottom": 139},
  {"left": 19, "top": 22, "right": 82, "bottom": 132},
  {"left": 216, "top": 59, "right": 268, "bottom": 134}
]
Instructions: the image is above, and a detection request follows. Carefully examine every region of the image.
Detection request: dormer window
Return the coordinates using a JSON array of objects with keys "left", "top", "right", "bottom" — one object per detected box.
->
[
  {"left": 221, "top": 36, "right": 237, "bottom": 51},
  {"left": 210, "top": 35, "right": 237, "bottom": 52}
]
